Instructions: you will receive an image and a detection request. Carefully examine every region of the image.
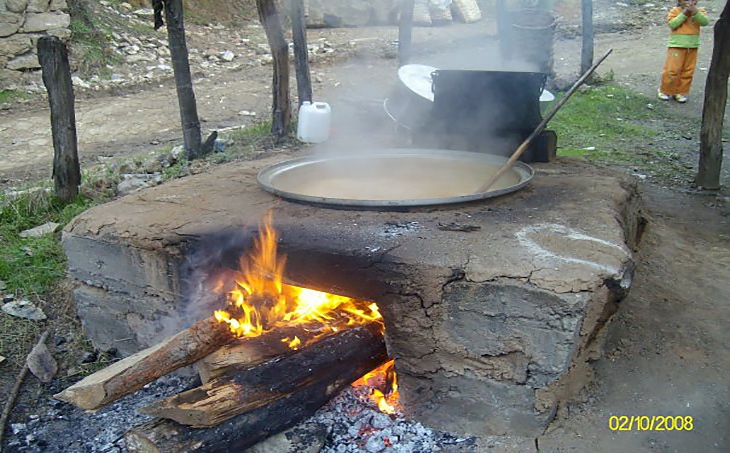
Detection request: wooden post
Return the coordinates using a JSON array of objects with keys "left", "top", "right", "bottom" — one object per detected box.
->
[
  {"left": 257, "top": 0, "right": 292, "bottom": 141},
  {"left": 697, "top": 1, "right": 729, "bottom": 190},
  {"left": 398, "top": 0, "right": 415, "bottom": 66},
  {"left": 38, "top": 36, "right": 80, "bottom": 202},
  {"left": 290, "top": 0, "right": 312, "bottom": 106},
  {"left": 160, "top": 0, "right": 203, "bottom": 160},
  {"left": 580, "top": 0, "right": 594, "bottom": 74}
]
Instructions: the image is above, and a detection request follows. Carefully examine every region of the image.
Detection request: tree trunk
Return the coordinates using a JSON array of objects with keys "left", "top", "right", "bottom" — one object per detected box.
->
[
  {"left": 257, "top": 0, "right": 291, "bottom": 141},
  {"left": 580, "top": 0, "right": 594, "bottom": 74},
  {"left": 162, "top": 0, "right": 203, "bottom": 160},
  {"left": 290, "top": 0, "right": 312, "bottom": 106},
  {"left": 398, "top": 0, "right": 415, "bottom": 66},
  {"left": 37, "top": 36, "right": 80, "bottom": 202},
  {"left": 54, "top": 317, "right": 232, "bottom": 410},
  {"left": 697, "top": 2, "right": 729, "bottom": 189}
]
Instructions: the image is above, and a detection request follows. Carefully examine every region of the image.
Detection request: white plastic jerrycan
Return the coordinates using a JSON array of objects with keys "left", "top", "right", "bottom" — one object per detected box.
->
[{"left": 297, "top": 101, "right": 331, "bottom": 144}]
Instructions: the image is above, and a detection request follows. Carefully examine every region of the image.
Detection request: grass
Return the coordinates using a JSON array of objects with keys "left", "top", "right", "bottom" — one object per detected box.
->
[
  {"left": 0, "top": 90, "right": 34, "bottom": 105},
  {"left": 0, "top": 190, "right": 100, "bottom": 295},
  {"left": 549, "top": 83, "right": 698, "bottom": 182}
]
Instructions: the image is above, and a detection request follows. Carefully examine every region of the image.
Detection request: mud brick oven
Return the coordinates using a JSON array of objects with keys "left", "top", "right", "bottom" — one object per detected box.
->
[{"left": 62, "top": 155, "right": 642, "bottom": 437}]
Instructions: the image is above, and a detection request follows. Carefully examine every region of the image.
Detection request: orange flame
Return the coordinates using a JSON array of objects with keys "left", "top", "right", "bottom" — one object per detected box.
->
[
  {"left": 352, "top": 360, "right": 400, "bottom": 414},
  {"left": 213, "top": 212, "right": 383, "bottom": 348}
]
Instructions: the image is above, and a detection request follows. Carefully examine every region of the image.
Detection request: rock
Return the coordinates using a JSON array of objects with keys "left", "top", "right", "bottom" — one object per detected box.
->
[
  {"left": 0, "top": 12, "right": 24, "bottom": 38},
  {"left": 306, "top": 0, "right": 387, "bottom": 27},
  {"left": 221, "top": 50, "right": 235, "bottom": 62},
  {"left": 6, "top": 52, "right": 41, "bottom": 70},
  {"left": 49, "top": 0, "right": 68, "bottom": 11},
  {"left": 170, "top": 145, "right": 185, "bottom": 162},
  {"left": 0, "top": 355, "right": 5, "bottom": 364},
  {"left": 2, "top": 300, "right": 47, "bottom": 320},
  {"left": 6, "top": 0, "right": 29, "bottom": 14},
  {"left": 27, "top": 336, "right": 58, "bottom": 383},
  {"left": 10, "top": 423, "right": 26, "bottom": 435},
  {"left": 80, "top": 350, "right": 97, "bottom": 363},
  {"left": 116, "top": 177, "right": 151, "bottom": 196},
  {"left": 3, "top": 294, "right": 14, "bottom": 303},
  {"left": 0, "top": 35, "right": 32, "bottom": 57},
  {"left": 22, "top": 12, "right": 71, "bottom": 33},
  {"left": 133, "top": 8, "right": 154, "bottom": 17},
  {"left": 120, "top": 2, "right": 133, "bottom": 11},
  {"left": 54, "top": 335, "right": 66, "bottom": 346},
  {"left": 46, "top": 27, "right": 71, "bottom": 39},
  {"left": 247, "top": 422, "right": 327, "bottom": 453},
  {"left": 143, "top": 159, "right": 162, "bottom": 174},
  {"left": 28, "top": 0, "right": 52, "bottom": 13},
  {"left": 72, "top": 76, "right": 90, "bottom": 89},
  {"left": 19, "top": 222, "right": 60, "bottom": 238}
]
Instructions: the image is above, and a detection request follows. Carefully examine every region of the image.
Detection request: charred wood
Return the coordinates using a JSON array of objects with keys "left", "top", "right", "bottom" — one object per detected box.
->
[{"left": 138, "top": 321, "right": 387, "bottom": 428}]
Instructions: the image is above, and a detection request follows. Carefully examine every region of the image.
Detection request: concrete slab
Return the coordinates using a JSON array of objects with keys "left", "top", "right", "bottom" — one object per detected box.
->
[{"left": 62, "top": 153, "right": 643, "bottom": 437}]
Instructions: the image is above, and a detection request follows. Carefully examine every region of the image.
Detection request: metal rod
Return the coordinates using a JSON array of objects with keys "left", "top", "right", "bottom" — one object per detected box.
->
[{"left": 477, "top": 48, "right": 613, "bottom": 194}]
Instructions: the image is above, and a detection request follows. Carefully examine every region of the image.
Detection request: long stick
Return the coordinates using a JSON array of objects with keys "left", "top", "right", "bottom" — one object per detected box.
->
[
  {"left": 0, "top": 331, "right": 49, "bottom": 451},
  {"left": 477, "top": 48, "right": 613, "bottom": 193},
  {"left": 54, "top": 317, "right": 231, "bottom": 411}
]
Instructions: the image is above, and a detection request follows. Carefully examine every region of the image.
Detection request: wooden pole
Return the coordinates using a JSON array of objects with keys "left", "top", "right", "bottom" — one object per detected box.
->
[
  {"left": 37, "top": 36, "right": 80, "bottom": 202},
  {"left": 54, "top": 317, "right": 232, "bottom": 411},
  {"left": 257, "top": 0, "right": 292, "bottom": 141},
  {"left": 477, "top": 49, "right": 613, "bottom": 193},
  {"left": 580, "top": 0, "right": 594, "bottom": 74},
  {"left": 290, "top": 0, "right": 312, "bottom": 106},
  {"left": 697, "top": 2, "right": 729, "bottom": 189},
  {"left": 398, "top": 0, "right": 415, "bottom": 66},
  {"left": 159, "top": 0, "right": 203, "bottom": 160}
]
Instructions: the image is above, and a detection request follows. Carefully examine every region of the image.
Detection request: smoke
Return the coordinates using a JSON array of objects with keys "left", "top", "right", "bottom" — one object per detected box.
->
[{"left": 177, "top": 228, "right": 257, "bottom": 326}]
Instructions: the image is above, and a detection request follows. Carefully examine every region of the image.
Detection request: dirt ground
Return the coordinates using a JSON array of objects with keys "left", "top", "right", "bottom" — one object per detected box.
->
[{"left": 1, "top": 0, "right": 729, "bottom": 451}]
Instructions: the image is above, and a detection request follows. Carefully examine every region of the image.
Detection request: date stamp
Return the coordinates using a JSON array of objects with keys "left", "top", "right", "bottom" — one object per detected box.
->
[{"left": 608, "top": 415, "right": 694, "bottom": 431}]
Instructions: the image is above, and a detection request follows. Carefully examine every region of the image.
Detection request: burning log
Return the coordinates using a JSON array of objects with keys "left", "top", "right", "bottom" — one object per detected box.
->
[
  {"left": 127, "top": 377, "right": 349, "bottom": 453},
  {"left": 196, "top": 319, "right": 353, "bottom": 383},
  {"left": 54, "top": 317, "right": 232, "bottom": 411},
  {"left": 138, "top": 321, "right": 387, "bottom": 428}
]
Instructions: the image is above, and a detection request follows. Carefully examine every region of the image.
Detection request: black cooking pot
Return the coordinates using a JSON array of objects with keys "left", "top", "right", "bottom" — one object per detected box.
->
[{"left": 428, "top": 70, "right": 547, "bottom": 135}]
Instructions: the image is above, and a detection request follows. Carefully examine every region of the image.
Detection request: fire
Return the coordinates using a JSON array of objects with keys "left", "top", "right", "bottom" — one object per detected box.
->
[
  {"left": 352, "top": 360, "right": 400, "bottom": 414},
  {"left": 213, "top": 212, "right": 383, "bottom": 346}
]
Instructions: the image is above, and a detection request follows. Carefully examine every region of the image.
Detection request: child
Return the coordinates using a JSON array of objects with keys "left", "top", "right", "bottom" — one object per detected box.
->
[{"left": 657, "top": 0, "right": 710, "bottom": 103}]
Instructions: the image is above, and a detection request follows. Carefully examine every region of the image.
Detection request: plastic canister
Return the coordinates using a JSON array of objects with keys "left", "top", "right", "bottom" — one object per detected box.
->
[{"left": 296, "top": 101, "right": 331, "bottom": 143}]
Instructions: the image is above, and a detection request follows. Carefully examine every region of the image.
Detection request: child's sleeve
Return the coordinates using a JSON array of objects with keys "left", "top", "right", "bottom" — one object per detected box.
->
[
  {"left": 667, "top": 8, "right": 686, "bottom": 29},
  {"left": 693, "top": 8, "right": 710, "bottom": 26}
]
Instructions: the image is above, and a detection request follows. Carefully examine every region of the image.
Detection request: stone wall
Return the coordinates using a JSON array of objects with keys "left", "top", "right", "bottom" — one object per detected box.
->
[{"left": 0, "top": 0, "right": 70, "bottom": 88}]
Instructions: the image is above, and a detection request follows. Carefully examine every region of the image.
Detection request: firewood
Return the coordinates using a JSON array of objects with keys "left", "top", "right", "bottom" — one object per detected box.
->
[
  {"left": 196, "top": 318, "right": 353, "bottom": 383},
  {"left": 126, "top": 376, "right": 357, "bottom": 453},
  {"left": 54, "top": 317, "right": 232, "bottom": 411},
  {"left": 138, "top": 321, "right": 387, "bottom": 428}
]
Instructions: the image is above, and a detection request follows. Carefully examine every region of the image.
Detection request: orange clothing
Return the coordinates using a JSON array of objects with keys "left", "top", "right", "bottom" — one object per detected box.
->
[
  {"left": 659, "top": 6, "right": 709, "bottom": 97},
  {"left": 660, "top": 47, "right": 698, "bottom": 96}
]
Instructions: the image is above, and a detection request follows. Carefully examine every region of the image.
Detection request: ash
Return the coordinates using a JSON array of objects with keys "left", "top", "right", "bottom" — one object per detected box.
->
[
  {"left": 311, "top": 386, "right": 476, "bottom": 453},
  {"left": 7, "top": 374, "right": 195, "bottom": 453}
]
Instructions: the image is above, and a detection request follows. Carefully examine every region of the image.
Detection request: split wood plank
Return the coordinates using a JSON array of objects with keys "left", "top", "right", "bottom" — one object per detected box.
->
[{"left": 54, "top": 317, "right": 232, "bottom": 410}]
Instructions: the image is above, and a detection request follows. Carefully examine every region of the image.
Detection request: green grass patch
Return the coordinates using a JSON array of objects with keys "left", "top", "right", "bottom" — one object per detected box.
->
[
  {"left": 0, "top": 89, "right": 33, "bottom": 105},
  {"left": 549, "top": 84, "right": 696, "bottom": 182},
  {"left": 0, "top": 190, "right": 102, "bottom": 295}
]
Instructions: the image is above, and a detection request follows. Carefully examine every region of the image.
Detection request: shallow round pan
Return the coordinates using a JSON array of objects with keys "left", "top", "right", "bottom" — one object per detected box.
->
[{"left": 257, "top": 149, "right": 534, "bottom": 208}]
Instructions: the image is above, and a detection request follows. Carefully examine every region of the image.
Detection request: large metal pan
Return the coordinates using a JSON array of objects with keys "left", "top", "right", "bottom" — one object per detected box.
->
[{"left": 257, "top": 149, "right": 533, "bottom": 208}]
